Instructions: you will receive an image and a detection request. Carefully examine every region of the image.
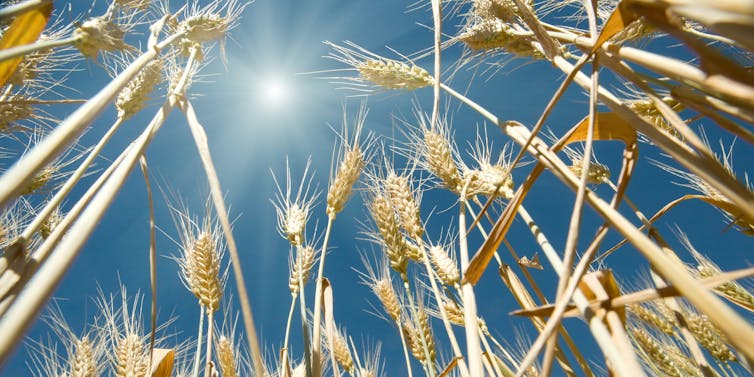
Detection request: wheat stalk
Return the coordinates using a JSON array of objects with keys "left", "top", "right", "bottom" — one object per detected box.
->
[
  {"left": 0, "top": 48, "right": 199, "bottom": 364},
  {"left": 0, "top": 0, "right": 52, "bottom": 21},
  {"left": 442, "top": 80, "right": 754, "bottom": 365},
  {"left": 310, "top": 104, "right": 370, "bottom": 377},
  {"left": 181, "top": 97, "right": 266, "bottom": 377},
  {"left": 0, "top": 15, "right": 186, "bottom": 208}
]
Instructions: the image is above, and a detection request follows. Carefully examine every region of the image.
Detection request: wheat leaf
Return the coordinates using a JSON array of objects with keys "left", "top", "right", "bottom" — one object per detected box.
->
[
  {"left": 591, "top": 2, "right": 638, "bottom": 54},
  {"left": 0, "top": 2, "right": 52, "bottom": 87},
  {"left": 150, "top": 348, "right": 175, "bottom": 377}
]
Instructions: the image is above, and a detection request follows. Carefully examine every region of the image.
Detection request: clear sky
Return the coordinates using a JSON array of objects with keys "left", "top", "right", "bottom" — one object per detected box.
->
[{"left": 3, "top": 0, "right": 754, "bottom": 376}]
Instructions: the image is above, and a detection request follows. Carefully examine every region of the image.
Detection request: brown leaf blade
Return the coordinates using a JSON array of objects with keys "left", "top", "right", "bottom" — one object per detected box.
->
[
  {"left": 591, "top": 3, "right": 639, "bottom": 54},
  {"left": 438, "top": 357, "right": 460, "bottom": 377},
  {"left": 464, "top": 177, "right": 535, "bottom": 285},
  {"left": 563, "top": 112, "right": 637, "bottom": 146}
]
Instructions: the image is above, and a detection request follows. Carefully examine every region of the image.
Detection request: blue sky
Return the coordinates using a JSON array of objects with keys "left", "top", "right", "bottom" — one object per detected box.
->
[{"left": 3, "top": 0, "right": 754, "bottom": 376}]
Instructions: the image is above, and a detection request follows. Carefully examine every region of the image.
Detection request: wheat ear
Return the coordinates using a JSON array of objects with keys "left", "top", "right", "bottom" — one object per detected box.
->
[
  {"left": 384, "top": 173, "right": 424, "bottom": 239},
  {"left": 216, "top": 335, "right": 239, "bottom": 377},
  {"left": 370, "top": 193, "right": 409, "bottom": 274},
  {"left": 631, "top": 327, "right": 684, "bottom": 377}
]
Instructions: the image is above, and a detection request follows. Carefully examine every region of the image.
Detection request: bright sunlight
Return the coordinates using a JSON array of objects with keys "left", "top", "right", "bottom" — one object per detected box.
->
[{"left": 260, "top": 75, "right": 289, "bottom": 107}]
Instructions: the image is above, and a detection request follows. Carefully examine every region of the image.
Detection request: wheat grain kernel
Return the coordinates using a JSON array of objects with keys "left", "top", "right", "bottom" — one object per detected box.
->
[{"left": 357, "top": 59, "right": 433, "bottom": 91}]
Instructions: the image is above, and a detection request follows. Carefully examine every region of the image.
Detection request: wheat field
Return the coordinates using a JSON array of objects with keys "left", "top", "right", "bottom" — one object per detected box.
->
[{"left": 0, "top": 0, "right": 753, "bottom": 376}]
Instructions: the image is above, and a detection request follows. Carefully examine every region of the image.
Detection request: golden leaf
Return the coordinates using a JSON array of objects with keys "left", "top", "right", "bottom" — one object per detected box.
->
[
  {"left": 0, "top": 3, "right": 53, "bottom": 87},
  {"left": 150, "top": 348, "right": 175, "bottom": 377},
  {"left": 591, "top": 2, "right": 639, "bottom": 54}
]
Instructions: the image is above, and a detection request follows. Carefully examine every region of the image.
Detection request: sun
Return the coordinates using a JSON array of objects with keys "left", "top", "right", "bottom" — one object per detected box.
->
[{"left": 260, "top": 75, "right": 289, "bottom": 107}]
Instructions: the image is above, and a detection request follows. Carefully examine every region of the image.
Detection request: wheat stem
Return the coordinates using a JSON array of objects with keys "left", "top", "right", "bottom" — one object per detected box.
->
[
  {"left": 298, "top": 264, "right": 313, "bottom": 377},
  {"left": 325, "top": 324, "right": 342, "bottom": 377},
  {"left": 204, "top": 310, "right": 215, "bottom": 377},
  {"left": 0, "top": 51, "right": 195, "bottom": 363},
  {"left": 416, "top": 238, "right": 471, "bottom": 377},
  {"left": 479, "top": 331, "right": 506, "bottom": 377},
  {"left": 0, "top": 29, "right": 185, "bottom": 209},
  {"left": 137, "top": 156, "right": 157, "bottom": 371},
  {"left": 429, "top": 0, "right": 441, "bottom": 130},
  {"left": 596, "top": 181, "right": 654, "bottom": 261},
  {"left": 458, "top": 193, "right": 484, "bottom": 377},
  {"left": 282, "top": 294, "right": 296, "bottom": 373},
  {"left": 402, "top": 277, "right": 436, "bottom": 377},
  {"left": 0, "top": 0, "right": 50, "bottom": 21},
  {"left": 465, "top": 199, "right": 503, "bottom": 266},
  {"left": 296, "top": 247, "right": 312, "bottom": 377},
  {"left": 0, "top": 143, "right": 130, "bottom": 313},
  {"left": 668, "top": 82, "right": 754, "bottom": 125},
  {"left": 193, "top": 306, "right": 206, "bottom": 377},
  {"left": 0, "top": 36, "right": 78, "bottom": 64},
  {"left": 310, "top": 216, "right": 334, "bottom": 377},
  {"left": 484, "top": 323, "right": 524, "bottom": 371},
  {"left": 22, "top": 117, "right": 125, "bottom": 242},
  {"left": 515, "top": 206, "right": 639, "bottom": 377},
  {"left": 551, "top": 30, "right": 754, "bottom": 111},
  {"left": 543, "top": 20, "right": 600, "bottom": 375},
  {"left": 396, "top": 318, "right": 414, "bottom": 377},
  {"left": 541, "top": 31, "right": 754, "bottom": 226},
  {"left": 181, "top": 98, "right": 267, "bottom": 377},
  {"left": 469, "top": 199, "right": 594, "bottom": 377}
]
